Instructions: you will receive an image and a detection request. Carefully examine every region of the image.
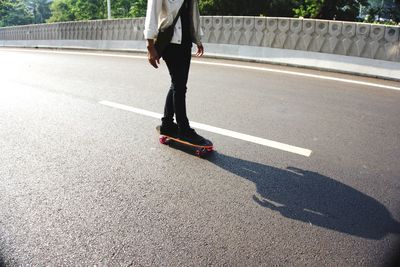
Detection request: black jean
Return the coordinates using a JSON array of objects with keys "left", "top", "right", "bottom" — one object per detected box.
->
[{"left": 162, "top": 43, "right": 192, "bottom": 130}]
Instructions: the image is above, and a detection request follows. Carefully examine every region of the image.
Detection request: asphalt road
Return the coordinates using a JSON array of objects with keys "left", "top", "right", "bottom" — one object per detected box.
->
[{"left": 0, "top": 48, "right": 400, "bottom": 266}]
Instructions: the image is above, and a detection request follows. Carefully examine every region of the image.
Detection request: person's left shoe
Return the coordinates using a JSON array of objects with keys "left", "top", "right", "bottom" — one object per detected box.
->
[
  {"left": 159, "top": 122, "right": 179, "bottom": 137},
  {"left": 178, "top": 127, "right": 208, "bottom": 146}
]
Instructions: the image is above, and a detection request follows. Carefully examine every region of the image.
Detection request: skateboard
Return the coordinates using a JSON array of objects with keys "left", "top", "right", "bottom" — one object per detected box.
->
[{"left": 156, "top": 126, "right": 214, "bottom": 157}]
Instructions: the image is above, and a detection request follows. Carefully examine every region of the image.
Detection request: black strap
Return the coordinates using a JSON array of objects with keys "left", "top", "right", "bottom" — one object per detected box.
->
[{"left": 170, "top": 1, "right": 185, "bottom": 29}]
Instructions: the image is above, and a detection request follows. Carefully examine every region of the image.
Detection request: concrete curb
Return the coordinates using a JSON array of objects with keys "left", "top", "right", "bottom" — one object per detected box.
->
[{"left": 1, "top": 41, "right": 399, "bottom": 81}]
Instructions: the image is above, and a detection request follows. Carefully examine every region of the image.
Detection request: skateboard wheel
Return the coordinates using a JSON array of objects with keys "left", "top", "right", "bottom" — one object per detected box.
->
[
  {"left": 195, "top": 149, "right": 203, "bottom": 157},
  {"left": 195, "top": 148, "right": 208, "bottom": 157},
  {"left": 159, "top": 136, "right": 168, "bottom": 145}
]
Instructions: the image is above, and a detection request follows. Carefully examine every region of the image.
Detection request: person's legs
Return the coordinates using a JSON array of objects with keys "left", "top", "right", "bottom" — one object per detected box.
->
[
  {"left": 162, "top": 44, "right": 192, "bottom": 129},
  {"left": 161, "top": 44, "right": 207, "bottom": 144},
  {"left": 162, "top": 88, "right": 174, "bottom": 125}
]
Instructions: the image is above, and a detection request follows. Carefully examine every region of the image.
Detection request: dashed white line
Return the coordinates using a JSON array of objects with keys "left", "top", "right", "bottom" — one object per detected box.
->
[{"left": 99, "top": 100, "right": 313, "bottom": 157}]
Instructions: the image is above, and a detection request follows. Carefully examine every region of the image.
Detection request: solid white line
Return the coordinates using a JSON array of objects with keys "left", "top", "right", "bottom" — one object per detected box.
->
[
  {"left": 99, "top": 100, "right": 313, "bottom": 157},
  {"left": 191, "top": 61, "right": 400, "bottom": 91},
  {"left": 0, "top": 48, "right": 148, "bottom": 60},
  {"left": 1, "top": 48, "right": 400, "bottom": 91},
  {"left": 99, "top": 100, "right": 162, "bottom": 119}
]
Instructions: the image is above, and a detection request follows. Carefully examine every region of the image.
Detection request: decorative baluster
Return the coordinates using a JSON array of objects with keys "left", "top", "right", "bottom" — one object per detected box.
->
[
  {"left": 242, "top": 17, "right": 255, "bottom": 46},
  {"left": 211, "top": 17, "right": 223, "bottom": 43},
  {"left": 138, "top": 18, "right": 145, "bottom": 40},
  {"left": 328, "top": 21, "right": 342, "bottom": 54},
  {"left": 232, "top": 17, "right": 244, "bottom": 45},
  {"left": 253, "top": 17, "right": 266, "bottom": 46},
  {"left": 202, "top": 16, "right": 212, "bottom": 43},
  {"left": 276, "top": 18, "right": 290, "bottom": 48},
  {"left": 355, "top": 24, "right": 370, "bottom": 57},
  {"left": 384, "top": 27, "right": 399, "bottom": 61},
  {"left": 288, "top": 18, "right": 302, "bottom": 50},
  {"left": 342, "top": 22, "right": 356, "bottom": 55},
  {"left": 314, "top": 20, "right": 328, "bottom": 52},
  {"left": 264, "top": 18, "right": 277, "bottom": 47},
  {"left": 221, "top": 17, "right": 233, "bottom": 44},
  {"left": 132, "top": 19, "right": 138, "bottom": 40},
  {"left": 301, "top": 19, "right": 315, "bottom": 51},
  {"left": 369, "top": 25, "right": 385, "bottom": 59}
]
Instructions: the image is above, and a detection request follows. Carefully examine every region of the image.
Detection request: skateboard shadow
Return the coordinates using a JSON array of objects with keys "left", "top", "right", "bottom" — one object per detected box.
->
[{"left": 205, "top": 152, "right": 400, "bottom": 240}]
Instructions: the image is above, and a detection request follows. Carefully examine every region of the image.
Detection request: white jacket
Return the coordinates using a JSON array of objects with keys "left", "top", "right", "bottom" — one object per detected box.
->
[{"left": 144, "top": 0, "right": 203, "bottom": 45}]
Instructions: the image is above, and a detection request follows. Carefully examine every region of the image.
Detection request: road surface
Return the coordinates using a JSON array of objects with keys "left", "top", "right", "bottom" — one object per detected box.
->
[{"left": 0, "top": 48, "right": 399, "bottom": 266}]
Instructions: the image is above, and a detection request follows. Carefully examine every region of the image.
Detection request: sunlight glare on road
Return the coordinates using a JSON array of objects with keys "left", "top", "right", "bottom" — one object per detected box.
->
[{"left": 0, "top": 82, "right": 33, "bottom": 107}]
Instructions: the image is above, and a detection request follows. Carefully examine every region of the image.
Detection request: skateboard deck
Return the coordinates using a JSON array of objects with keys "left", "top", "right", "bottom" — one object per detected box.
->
[{"left": 156, "top": 126, "right": 214, "bottom": 157}]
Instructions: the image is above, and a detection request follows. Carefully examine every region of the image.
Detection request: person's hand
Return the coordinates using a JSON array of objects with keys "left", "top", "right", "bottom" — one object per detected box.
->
[
  {"left": 147, "top": 43, "right": 160, "bottom": 69},
  {"left": 195, "top": 43, "right": 204, "bottom": 57}
]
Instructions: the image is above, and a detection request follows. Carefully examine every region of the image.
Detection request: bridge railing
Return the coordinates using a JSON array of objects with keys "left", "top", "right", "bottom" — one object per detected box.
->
[
  {"left": 0, "top": 17, "right": 399, "bottom": 62},
  {"left": 1, "top": 17, "right": 399, "bottom": 80},
  {"left": 202, "top": 17, "right": 400, "bottom": 62},
  {"left": 0, "top": 18, "right": 146, "bottom": 41}
]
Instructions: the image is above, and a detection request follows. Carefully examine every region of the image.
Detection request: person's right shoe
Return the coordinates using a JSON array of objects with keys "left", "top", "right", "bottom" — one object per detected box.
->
[{"left": 179, "top": 128, "right": 207, "bottom": 146}]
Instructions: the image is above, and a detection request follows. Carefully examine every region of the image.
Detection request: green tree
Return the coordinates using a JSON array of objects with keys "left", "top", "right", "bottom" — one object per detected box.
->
[
  {"left": 0, "top": 0, "right": 33, "bottom": 26},
  {"left": 47, "top": 0, "right": 147, "bottom": 22},
  {"left": 294, "top": 0, "right": 369, "bottom": 21},
  {"left": 199, "top": 0, "right": 265, "bottom": 16},
  {"left": 47, "top": 0, "right": 107, "bottom": 22},
  {"left": 387, "top": 0, "right": 400, "bottom": 22},
  {"left": 72, "top": 0, "right": 106, "bottom": 20},
  {"left": 47, "top": 0, "right": 106, "bottom": 22},
  {"left": 293, "top": 0, "right": 322, "bottom": 18},
  {"left": 112, "top": 0, "right": 132, "bottom": 18},
  {"left": 129, "top": 0, "right": 147, "bottom": 17},
  {"left": 267, "top": 0, "right": 297, "bottom": 17},
  {"left": 198, "top": 0, "right": 298, "bottom": 17},
  {"left": 0, "top": 0, "right": 10, "bottom": 20},
  {"left": 47, "top": 0, "right": 76, "bottom": 22},
  {"left": 26, "top": 0, "right": 51, "bottom": 24},
  {"left": 368, "top": 0, "right": 400, "bottom": 22},
  {"left": 198, "top": 0, "right": 215, "bottom": 15}
]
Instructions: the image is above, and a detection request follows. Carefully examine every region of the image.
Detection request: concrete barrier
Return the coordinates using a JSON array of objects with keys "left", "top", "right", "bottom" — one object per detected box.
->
[{"left": 0, "top": 17, "right": 399, "bottom": 80}]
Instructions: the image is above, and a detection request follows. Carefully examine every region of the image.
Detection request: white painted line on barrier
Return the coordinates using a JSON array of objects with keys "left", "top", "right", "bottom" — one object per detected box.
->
[
  {"left": 99, "top": 100, "right": 313, "bottom": 157},
  {"left": 1, "top": 48, "right": 400, "bottom": 91}
]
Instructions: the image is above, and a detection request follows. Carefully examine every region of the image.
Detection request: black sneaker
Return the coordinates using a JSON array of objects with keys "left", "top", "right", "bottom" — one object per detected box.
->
[
  {"left": 179, "top": 128, "right": 207, "bottom": 145},
  {"left": 159, "top": 122, "right": 179, "bottom": 137}
]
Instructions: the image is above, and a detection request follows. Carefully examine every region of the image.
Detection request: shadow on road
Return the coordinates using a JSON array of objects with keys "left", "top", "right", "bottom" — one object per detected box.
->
[
  {"left": 0, "top": 254, "right": 5, "bottom": 267},
  {"left": 204, "top": 152, "right": 400, "bottom": 240}
]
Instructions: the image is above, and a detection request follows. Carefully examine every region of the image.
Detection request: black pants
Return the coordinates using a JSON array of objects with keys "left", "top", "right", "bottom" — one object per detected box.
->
[{"left": 162, "top": 43, "right": 192, "bottom": 130}]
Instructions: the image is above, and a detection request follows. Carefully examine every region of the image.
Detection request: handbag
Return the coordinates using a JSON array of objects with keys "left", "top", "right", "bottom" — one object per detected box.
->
[{"left": 154, "top": 3, "right": 185, "bottom": 57}]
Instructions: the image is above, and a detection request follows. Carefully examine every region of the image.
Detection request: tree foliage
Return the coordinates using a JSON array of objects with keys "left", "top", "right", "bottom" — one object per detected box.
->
[
  {"left": 1, "top": 0, "right": 52, "bottom": 26},
  {"left": 27, "top": 0, "right": 51, "bottom": 24},
  {"left": 129, "top": 0, "right": 147, "bottom": 18},
  {"left": 198, "top": 0, "right": 297, "bottom": 17},
  {"left": 1, "top": 0, "right": 33, "bottom": 27},
  {"left": 293, "top": 0, "right": 369, "bottom": 21},
  {"left": 47, "top": 0, "right": 76, "bottom": 22},
  {"left": 1, "top": 0, "right": 399, "bottom": 27},
  {"left": 365, "top": 0, "right": 400, "bottom": 23},
  {"left": 73, "top": 0, "right": 106, "bottom": 20},
  {"left": 47, "top": 0, "right": 146, "bottom": 22}
]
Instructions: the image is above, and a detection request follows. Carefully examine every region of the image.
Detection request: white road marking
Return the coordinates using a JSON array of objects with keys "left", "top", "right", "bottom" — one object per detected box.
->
[
  {"left": 1, "top": 48, "right": 400, "bottom": 91},
  {"left": 191, "top": 61, "right": 400, "bottom": 92},
  {"left": 99, "top": 100, "right": 313, "bottom": 157}
]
